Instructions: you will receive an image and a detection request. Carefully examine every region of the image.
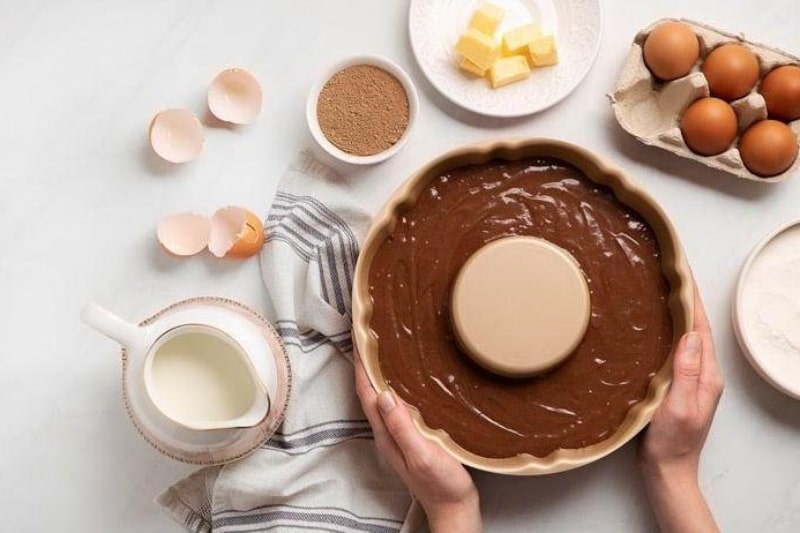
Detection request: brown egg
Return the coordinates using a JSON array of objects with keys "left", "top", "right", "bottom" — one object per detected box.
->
[
  {"left": 702, "top": 44, "right": 760, "bottom": 101},
  {"left": 760, "top": 65, "right": 800, "bottom": 121},
  {"left": 680, "top": 97, "right": 739, "bottom": 156},
  {"left": 643, "top": 22, "right": 700, "bottom": 81},
  {"left": 739, "top": 120, "right": 799, "bottom": 177}
]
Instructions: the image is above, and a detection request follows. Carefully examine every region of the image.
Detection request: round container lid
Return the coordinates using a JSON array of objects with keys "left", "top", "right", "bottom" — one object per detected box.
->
[{"left": 450, "top": 236, "right": 591, "bottom": 378}]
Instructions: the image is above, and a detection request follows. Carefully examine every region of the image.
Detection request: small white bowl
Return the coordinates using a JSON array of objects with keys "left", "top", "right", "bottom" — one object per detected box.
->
[
  {"left": 306, "top": 55, "right": 419, "bottom": 165},
  {"left": 149, "top": 108, "right": 205, "bottom": 163},
  {"left": 208, "top": 68, "right": 263, "bottom": 125},
  {"left": 733, "top": 218, "right": 800, "bottom": 400}
]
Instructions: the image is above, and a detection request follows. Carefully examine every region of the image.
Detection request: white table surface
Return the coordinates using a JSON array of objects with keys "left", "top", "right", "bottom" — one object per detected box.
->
[{"left": 1, "top": 0, "right": 799, "bottom": 531}]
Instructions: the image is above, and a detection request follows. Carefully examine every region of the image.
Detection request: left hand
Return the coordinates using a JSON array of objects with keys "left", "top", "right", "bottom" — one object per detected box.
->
[{"left": 354, "top": 344, "right": 482, "bottom": 533}]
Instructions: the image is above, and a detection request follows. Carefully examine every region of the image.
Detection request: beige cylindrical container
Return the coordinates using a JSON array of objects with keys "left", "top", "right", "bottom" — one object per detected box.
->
[{"left": 450, "top": 236, "right": 591, "bottom": 378}]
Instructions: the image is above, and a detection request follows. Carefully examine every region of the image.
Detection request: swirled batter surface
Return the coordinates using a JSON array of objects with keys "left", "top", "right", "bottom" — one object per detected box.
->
[{"left": 368, "top": 158, "right": 673, "bottom": 458}]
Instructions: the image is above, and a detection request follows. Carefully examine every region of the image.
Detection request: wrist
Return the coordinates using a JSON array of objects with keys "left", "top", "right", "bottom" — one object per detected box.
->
[
  {"left": 424, "top": 490, "right": 481, "bottom": 533},
  {"left": 639, "top": 450, "right": 699, "bottom": 487},
  {"left": 641, "top": 458, "right": 699, "bottom": 495},
  {"left": 639, "top": 459, "right": 719, "bottom": 533}
]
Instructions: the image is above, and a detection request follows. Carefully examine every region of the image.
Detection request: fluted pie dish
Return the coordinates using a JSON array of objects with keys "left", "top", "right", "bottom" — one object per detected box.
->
[{"left": 353, "top": 138, "right": 693, "bottom": 475}]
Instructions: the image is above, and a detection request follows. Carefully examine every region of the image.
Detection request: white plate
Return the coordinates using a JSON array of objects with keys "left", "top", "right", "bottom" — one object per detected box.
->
[
  {"left": 409, "top": 0, "right": 602, "bottom": 118},
  {"left": 733, "top": 219, "right": 800, "bottom": 401}
]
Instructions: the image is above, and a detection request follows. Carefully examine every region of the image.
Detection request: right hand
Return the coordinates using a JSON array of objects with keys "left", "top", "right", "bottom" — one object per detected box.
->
[
  {"left": 638, "top": 285, "right": 723, "bottom": 533},
  {"left": 640, "top": 286, "right": 724, "bottom": 480}
]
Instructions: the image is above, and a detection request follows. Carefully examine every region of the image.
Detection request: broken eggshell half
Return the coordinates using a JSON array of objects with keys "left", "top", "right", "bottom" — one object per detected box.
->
[
  {"left": 149, "top": 108, "right": 205, "bottom": 163},
  {"left": 156, "top": 213, "right": 211, "bottom": 256},
  {"left": 208, "top": 206, "right": 265, "bottom": 258},
  {"left": 207, "top": 68, "right": 263, "bottom": 125},
  {"left": 156, "top": 207, "right": 264, "bottom": 259}
]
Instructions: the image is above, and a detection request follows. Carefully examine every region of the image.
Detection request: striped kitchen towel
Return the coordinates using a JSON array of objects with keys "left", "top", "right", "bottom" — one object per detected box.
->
[{"left": 158, "top": 153, "right": 424, "bottom": 532}]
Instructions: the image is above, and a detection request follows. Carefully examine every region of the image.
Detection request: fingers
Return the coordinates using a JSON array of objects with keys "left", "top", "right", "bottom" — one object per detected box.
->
[
  {"left": 353, "top": 342, "right": 409, "bottom": 475},
  {"left": 354, "top": 344, "right": 373, "bottom": 399},
  {"left": 353, "top": 336, "right": 436, "bottom": 477},
  {"left": 376, "top": 390, "right": 435, "bottom": 473},
  {"left": 669, "top": 332, "right": 703, "bottom": 413},
  {"left": 692, "top": 284, "right": 724, "bottom": 399},
  {"left": 692, "top": 285, "right": 716, "bottom": 357},
  {"left": 692, "top": 283, "right": 711, "bottom": 334},
  {"left": 353, "top": 349, "right": 384, "bottom": 431}
]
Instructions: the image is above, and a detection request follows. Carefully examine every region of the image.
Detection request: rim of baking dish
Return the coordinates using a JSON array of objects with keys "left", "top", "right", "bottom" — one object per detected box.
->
[{"left": 352, "top": 138, "right": 694, "bottom": 475}]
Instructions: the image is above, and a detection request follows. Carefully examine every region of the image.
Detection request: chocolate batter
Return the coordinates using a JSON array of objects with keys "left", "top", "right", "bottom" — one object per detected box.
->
[{"left": 368, "top": 158, "right": 673, "bottom": 458}]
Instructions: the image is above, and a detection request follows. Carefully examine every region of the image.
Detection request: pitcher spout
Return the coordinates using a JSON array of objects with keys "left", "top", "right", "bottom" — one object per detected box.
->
[
  {"left": 231, "top": 389, "right": 271, "bottom": 428},
  {"left": 181, "top": 390, "right": 270, "bottom": 431}
]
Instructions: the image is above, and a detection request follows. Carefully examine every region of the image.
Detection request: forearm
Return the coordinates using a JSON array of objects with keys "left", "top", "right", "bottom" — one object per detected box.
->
[
  {"left": 643, "top": 464, "right": 719, "bottom": 533},
  {"left": 425, "top": 492, "right": 482, "bottom": 533}
]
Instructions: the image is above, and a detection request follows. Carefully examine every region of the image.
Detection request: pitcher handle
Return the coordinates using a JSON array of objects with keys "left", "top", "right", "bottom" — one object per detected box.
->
[{"left": 81, "top": 302, "right": 141, "bottom": 350}]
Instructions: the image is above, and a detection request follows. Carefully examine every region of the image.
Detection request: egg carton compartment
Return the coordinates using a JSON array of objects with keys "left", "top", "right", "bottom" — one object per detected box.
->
[{"left": 608, "top": 18, "right": 800, "bottom": 183}]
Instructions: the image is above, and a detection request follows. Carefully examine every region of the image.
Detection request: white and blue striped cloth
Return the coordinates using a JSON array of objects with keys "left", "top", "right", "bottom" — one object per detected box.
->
[{"left": 158, "top": 153, "right": 422, "bottom": 532}]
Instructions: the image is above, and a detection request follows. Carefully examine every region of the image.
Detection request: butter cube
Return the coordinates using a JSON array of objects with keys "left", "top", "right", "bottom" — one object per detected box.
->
[
  {"left": 456, "top": 29, "right": 500, "bottom": 70},
  {"left": 502, "top": 24, "right": 542, "bottom": 57},
  {"left": 489, "top": 55, "right": 531, "bottom": 88},
  {"left": 528, "top": 35, "right": 559, "bottom": 67},
  {"left": 459, "top": 57, "right": 488, "bottom": 77},
  {"left": 468, "top": 3, "right": 505, "bottom": 36}
]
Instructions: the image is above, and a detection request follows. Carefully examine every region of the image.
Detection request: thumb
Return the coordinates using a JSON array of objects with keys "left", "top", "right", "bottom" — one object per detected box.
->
[
  {"left": 669, "top": 332, "right": 703, "bottom": 409},
  {"left": 377, "top": 390, "right": 430, "bottom": 463}
]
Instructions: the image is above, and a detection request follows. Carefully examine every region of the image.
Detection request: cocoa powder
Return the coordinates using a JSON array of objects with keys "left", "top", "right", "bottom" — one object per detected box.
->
[{"left": 316, "top": 65, "right": 409, "bottom": 156}]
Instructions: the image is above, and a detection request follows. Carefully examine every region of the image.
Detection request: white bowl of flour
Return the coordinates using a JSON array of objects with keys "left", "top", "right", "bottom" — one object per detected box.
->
[{"left": 734, "top": 219, "right": 800, "bottom": 400}]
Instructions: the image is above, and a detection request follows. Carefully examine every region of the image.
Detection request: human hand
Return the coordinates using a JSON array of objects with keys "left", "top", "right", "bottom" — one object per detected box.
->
[
  {"left": 639, "top": 285, "right": 723, "bottom": 532},
  {"left": 640, "top": 285, "right": 724, "bottom": 479},
  {"left": 354, "top": 345, "right": 482, "bottom": 533}
]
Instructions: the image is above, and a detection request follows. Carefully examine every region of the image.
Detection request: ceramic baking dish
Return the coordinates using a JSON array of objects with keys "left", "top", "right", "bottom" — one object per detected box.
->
[{"left": 352, "top": 138, "right": 694, "bottom": 475}]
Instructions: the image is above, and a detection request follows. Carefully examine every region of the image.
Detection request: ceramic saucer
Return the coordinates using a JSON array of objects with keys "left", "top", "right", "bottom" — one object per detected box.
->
[{"left": 121, "top": 297, "right": 291, "bottom": 465}]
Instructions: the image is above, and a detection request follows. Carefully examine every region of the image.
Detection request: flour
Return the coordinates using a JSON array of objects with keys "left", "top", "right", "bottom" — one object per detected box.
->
[{"left": 740, "top": 225, "right": 800, "bottom": 384}]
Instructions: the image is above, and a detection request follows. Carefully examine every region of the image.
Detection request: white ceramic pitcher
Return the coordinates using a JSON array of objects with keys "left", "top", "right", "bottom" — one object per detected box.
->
[{"left": 82, "top": 302, "right": 272, "bottom": 431}]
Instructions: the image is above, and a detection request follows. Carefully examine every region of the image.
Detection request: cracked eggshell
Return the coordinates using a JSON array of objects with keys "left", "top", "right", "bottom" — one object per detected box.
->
[
  {"left": 208, "top": 207, "right": 265, "bottom": 258},
  {"left": 208, "top": 68, "right": 263, "bottom": 125},
  {"left": 609, "top": 18, "right": 800, "bottom": 183},
  {"left": 157, "top": 213, "right": 211, "bottom": 256},
  {"left": 149, "top": 108, "right": 205, "bottom": 163}
]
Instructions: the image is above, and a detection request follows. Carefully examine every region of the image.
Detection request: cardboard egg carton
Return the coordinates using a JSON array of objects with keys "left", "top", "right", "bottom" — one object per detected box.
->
[{"left": 608, "top": 18, "right": 800, "bottom": 183}]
